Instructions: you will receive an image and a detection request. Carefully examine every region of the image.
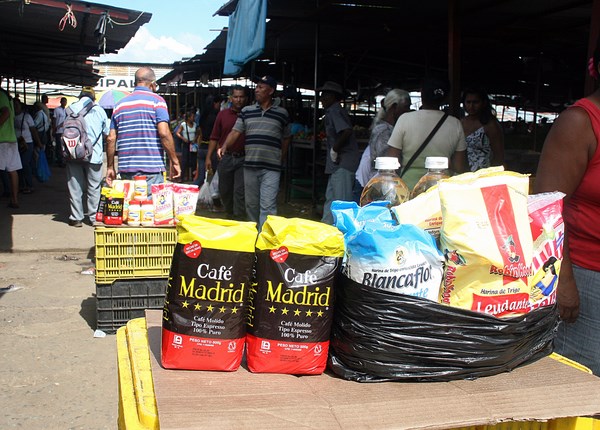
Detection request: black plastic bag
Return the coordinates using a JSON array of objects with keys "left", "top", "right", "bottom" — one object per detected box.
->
[{"left": 328, "top": 274, "right": 559, "bottom": 382}]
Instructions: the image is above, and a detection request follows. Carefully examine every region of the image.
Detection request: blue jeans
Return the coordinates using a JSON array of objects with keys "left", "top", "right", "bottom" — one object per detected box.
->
[
  {"left": 321, "top": 167, "right": 355, "bottom": 225},
  {"left": 554, "top": 264, "right": 600, "bottom": 375},
  {"left": 66, "top": 162, "right": 103, "bottom": 223},
  {"left": 119, "top": 172, "right": 164, "bottom": 197},
  {"left": 18, "top": 141, "right": 34, "bottom": 190},
  {"left": 244, "top": 167, "right": 280, "bottom": 231}
]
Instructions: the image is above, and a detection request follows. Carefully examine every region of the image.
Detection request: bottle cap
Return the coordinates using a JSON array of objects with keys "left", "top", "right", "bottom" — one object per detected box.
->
[
  {"left": 374, "top": 157, "right": 401, "bottom": 170},
  {"left": 425, "top": 156, "right": 448, "bottom": 169},
  {"left": 134, "top": 175, "right": 147, "bottom": 181}
]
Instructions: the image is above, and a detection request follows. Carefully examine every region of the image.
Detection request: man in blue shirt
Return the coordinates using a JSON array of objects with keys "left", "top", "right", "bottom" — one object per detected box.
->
[
  {"left": 65, "top": 87, "right": 109, "bottom": 227},
  {"left": 106, "top": 67, "right": 181, "bottom": 194}
]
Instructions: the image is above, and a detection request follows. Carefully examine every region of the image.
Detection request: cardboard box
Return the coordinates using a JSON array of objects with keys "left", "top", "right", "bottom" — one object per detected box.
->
[{"left": 144, "top": 310, "right": 600, "bottom": 430}]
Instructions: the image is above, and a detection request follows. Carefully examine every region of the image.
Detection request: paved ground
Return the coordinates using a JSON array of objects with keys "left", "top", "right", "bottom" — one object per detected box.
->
[
  {"left": 0, "top": 165, "right": 114, "bottom": 429},
  {"left": 0, "top": 163, "right": 315, "bottom": 429}
]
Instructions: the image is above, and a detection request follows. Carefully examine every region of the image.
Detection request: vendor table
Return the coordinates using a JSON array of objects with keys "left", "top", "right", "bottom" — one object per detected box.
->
[{"left": 117, "top": 310, "right": 600, "bottom": 430}]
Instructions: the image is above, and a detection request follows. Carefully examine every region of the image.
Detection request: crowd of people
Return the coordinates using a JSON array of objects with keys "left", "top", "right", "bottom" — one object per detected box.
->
[
  {"left": 2, "top": 54, "right": 600, "bottom": 377},
  {"left": 0, "top": 88, "right": 55, "bottom": 208},
  {"left": 0, "top": 70, "right": 508, "bottom": 222}
]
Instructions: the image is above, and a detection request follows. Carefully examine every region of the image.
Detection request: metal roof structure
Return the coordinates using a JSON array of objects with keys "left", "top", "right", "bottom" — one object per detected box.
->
[
  {"left": 161, "top": 0, "right": 599, "bottom": 112},
  {"left": 0, "top": 0, "right": 151, "bottom": 87}
]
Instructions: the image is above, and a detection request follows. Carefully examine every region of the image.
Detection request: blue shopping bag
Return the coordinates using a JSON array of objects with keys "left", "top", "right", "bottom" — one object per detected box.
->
[{"left": 36, "top": 150, "right": 51, "bottom": 183}]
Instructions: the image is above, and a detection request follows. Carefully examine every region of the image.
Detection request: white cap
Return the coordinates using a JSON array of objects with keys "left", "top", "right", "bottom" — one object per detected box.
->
[
  {"left": 425, "top": 156, "right": 448, "bottom": 169},
  {"left": 375, "top": 157, "right": 401, "bottom": 170}
]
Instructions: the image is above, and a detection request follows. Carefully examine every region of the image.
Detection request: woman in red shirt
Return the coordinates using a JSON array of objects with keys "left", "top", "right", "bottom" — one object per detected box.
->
[{"left": 534, "top": 39, "right": 600, "bottom": 375}]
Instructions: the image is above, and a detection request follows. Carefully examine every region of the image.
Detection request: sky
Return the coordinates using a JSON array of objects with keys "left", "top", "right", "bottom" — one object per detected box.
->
[{"left": 92, "top": 0, "right": 229, "bottom": 64}]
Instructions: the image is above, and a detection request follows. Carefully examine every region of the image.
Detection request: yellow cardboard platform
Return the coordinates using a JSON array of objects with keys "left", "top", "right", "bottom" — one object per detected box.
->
[{"left": 117, "top": 310, "right": 600, "bottom": 429}]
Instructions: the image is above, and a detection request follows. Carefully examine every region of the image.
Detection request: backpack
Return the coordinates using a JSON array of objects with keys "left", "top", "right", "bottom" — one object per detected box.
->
[{"left": 61, "top": 101, "right": 99, "bottom": 162}]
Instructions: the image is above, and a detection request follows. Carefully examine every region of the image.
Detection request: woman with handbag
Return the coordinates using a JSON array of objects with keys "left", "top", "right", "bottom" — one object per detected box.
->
[
  {"left": 386, "top": 77, "right": 468, "bottom": 189},
  {"left": 13, "top": 99, "right": 42, "bottom": 194}
]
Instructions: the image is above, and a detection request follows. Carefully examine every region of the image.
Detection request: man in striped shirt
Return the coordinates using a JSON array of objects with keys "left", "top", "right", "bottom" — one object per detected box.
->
[
  {"left": 218, "top": 76, "right": 291, "bottom": 230},
  {"left": 105, "top": 67, "right": 181, "bottom": 194}
]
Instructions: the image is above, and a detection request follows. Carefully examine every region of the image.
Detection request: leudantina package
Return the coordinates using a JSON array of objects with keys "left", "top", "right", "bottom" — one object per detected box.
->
[{"left": 439, "top": 171, "right": 533, "bottom": 317}]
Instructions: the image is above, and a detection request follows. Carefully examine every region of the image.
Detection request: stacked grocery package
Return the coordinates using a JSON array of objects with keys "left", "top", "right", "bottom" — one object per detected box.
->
[
  {"left": 157, "top": 167, "right": 563, "bottom": 383},
  {"left": 96, "top": 176, "right": 200, "bottom": 226}
]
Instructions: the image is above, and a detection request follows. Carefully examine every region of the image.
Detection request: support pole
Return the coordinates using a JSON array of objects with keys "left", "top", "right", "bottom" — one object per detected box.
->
[
  {"left": 448, "top": 0, "right": 461, "bottom": 117},
  {"left": 532, "top": 52, "right": 542, "bottom": 151},
  {"left": 311, "top": 18, "right": 320, "bottom": 211}
]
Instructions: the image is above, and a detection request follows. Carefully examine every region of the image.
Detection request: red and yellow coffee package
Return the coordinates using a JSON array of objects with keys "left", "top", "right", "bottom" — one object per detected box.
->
[
  {"left": 246, "top": 215, "right": 344, "bottom": 375},
  {"left": 528, "top": 192, "right": 565, "bottom": 310},
  {"left": 102, "top": 189, "right": 124, "bottom": 225},
  {"left": 161, "top": 215, "right": 257, "bottom": 371},
  {"left": 438, "top": 171, "right": 533, "bottom": 317}
]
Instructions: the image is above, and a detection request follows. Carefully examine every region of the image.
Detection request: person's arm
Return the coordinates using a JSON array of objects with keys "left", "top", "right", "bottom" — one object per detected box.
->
[
  {"left": 175, "top": 123, "right": 187, "bottom": 143},
  {"left": 485, "top": 119, "right": 505, "bottom": 167},
  {"left": 534, "top": 106, "right": 595, "bottom": 323},
  {"left": 195, "top": 126, "right": 202, "bottom": 143},
  {"left": 30, "top": 126, "right": 43, "bottom": 148},
  {"left": 333, "top": 128, "right": 352, "bottom": 153},
  {"left": 157, "top": 121, "right": 181, "bottom": 180},
  {"left": 105, "top": 129, "right": 118, "bottom": 186},
  {"left": 386, "top": 145, "right": 402, "bottom": 160},
  {"left": 0, "top": 106, "right": 9, "bottom": 126},
  {"left": 450, "top": 150, "right": 468, "bottom": 174},
  {"left": 217, "top": 129, "right": 242, "bottom": 158},
  {"left": 206, "top": 139, "right": 218, "bottom": 172}
]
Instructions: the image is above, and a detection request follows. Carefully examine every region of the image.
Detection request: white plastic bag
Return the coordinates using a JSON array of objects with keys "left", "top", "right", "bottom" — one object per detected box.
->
[
  {"left": 197, "top": 172, "right": 214, "bottom": 210},
  {"left": 210, "top": 171, "right": 220, "bottom": 199}
]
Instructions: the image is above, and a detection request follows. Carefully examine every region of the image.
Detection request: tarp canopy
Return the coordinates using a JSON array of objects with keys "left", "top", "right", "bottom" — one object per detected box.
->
[{"left": 0, "top": 0, "right": 151, "bottom": 87}]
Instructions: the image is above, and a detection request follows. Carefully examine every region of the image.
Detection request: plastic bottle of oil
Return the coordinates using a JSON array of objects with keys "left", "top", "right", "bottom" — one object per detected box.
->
[
  {"left": 359, "top": 157, "right": 409, "bottom": 207},
  {"left": 410, "top": 156, "right": 449, "bottom": 199}
]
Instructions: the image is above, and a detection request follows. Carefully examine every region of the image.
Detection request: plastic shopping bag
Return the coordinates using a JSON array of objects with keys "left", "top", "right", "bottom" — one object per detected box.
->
[
  {"left": 35, "top": 150, "right": 51, "bottom": 183},
  {"left": 197, "top": 172, "right": 214, "bottom": 210},
  {"left": 210, "top": 170, "right": 220, "bottom": 199},
  {"left": 328, "top": 274, "right": 558, "bottom": 382}
]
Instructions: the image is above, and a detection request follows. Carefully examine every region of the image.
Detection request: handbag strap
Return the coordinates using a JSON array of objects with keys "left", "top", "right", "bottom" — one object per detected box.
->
[{"left": 401, "top": 112, "right": 449, "bottom": 177}]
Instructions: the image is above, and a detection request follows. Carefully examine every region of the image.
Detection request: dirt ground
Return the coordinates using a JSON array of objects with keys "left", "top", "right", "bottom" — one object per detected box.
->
[
  {"left": 0, "top": 161, "right": 318, "bottom": 429},
  {"left": 0, "top": 251, "right": 116, "bottom": 429}
]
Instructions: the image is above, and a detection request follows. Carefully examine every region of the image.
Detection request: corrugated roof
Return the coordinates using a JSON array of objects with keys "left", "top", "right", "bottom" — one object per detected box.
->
[
  {"left": 167, "top": 0, "right": 595, "bottom": 110},
  {"left": 0, "top": 0, "right": 151, "bottom": 87}
]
